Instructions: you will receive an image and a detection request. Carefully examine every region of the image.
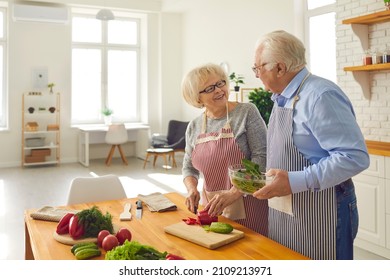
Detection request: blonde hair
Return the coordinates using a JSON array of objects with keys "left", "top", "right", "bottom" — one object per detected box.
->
[{"left": 181, "top": 63, "right": 229, "bottom": 108}]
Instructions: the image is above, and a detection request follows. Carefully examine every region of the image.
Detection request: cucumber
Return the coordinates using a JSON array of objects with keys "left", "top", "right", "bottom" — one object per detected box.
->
[
  {"left": 71, "top": 242, "right": 97, "bottom": 254},
  {"left": 73, "top": 243, "right": 98, "bottom": 255},
  {"left": 75, "top": 248, "right": 101, "bottom": 260},
  {"left": 207, "top": 222, "right": 234, "bottom": 234}
]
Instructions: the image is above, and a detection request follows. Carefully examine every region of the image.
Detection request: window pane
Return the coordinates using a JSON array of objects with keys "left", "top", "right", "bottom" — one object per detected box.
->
[
  {"left": 0, "top": 46, "right": 3, "bottom": 121},
  {"left": 72, "top": 17, "right": 101, "bottom": 43},
  {"left": 309, "top": 12, "right": 336, "bottom": 83},
  {"left": 108, "top": 20, "right": 138, "bottom": 45},
  {"left": 107, "top": 50, "right": 138, "bottom": 121},
  {"left": 0, "top": 11, "right": 3, "bottom": 38},
  {"left": 72, "top": 49, "right": 102, "bottom": 122},
  {"left": 307, "top": 0, "right": 335, "bottom": 10}
]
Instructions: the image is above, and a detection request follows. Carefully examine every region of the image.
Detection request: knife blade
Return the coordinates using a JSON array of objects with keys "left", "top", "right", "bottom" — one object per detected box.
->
[{"left": 136, "top": 200, "right": 142, "bottom": 219}]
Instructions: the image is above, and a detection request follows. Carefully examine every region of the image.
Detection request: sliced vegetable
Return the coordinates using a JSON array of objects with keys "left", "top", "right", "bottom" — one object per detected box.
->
[
  {"left": 204, "top": 222, "right": 233, "bottom": 234},
  {"left": 56, "top": 213, "right": 74, "bottom": 235},
  {"left": 197, "top": 209, "right": 218, "bottom": 225},
  {"left": 182, "top": 217, "right": 198, "bottom": 225}
]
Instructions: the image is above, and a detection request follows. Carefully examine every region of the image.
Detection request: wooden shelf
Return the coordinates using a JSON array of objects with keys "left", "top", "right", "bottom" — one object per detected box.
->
[
  {"left": 366, "top": 140, "right": 390, "bottom": 157},
  {"left": 344, "top": 63, "right": 390, "bottom": 72},
  {"left": 342, "top": 9, "right": 390, "bottom": 25}
]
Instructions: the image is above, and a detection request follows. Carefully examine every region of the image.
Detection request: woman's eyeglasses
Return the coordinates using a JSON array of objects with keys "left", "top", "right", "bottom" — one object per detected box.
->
[{"left": 199, "top": 80, "right": 226, "bottom": 94}]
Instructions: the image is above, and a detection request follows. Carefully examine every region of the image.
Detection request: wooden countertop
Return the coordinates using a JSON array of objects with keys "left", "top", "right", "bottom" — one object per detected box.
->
[
  {"left": 366, "top": 140, "right": 390, "bottom": 157},
  {"left": 25, "top": 192, "right": 309, "bottom": 260}
]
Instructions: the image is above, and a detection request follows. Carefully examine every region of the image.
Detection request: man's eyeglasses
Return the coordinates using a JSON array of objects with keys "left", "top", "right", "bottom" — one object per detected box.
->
[
  {"left": 199, "top": 80, "right": 226, "bottom": 94},
  {"left": 252, "top": 63, "right": 269, "bottom": 74}
]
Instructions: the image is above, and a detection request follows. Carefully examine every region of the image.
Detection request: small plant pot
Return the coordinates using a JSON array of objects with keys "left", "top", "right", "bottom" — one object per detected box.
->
[
  {"left": 49, "top": 107, "right": 56, "bottom": 113},
  {"left": 234, "top": 86, "right": 240, "bottom": 92},
  {"left": 28, "top": 107, "right": 35, "bottom": 114}
]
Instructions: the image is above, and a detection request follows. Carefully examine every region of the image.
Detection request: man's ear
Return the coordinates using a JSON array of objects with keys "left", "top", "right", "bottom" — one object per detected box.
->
[{"left": 277, "top": 63, "right": 287, "bottom": 76}]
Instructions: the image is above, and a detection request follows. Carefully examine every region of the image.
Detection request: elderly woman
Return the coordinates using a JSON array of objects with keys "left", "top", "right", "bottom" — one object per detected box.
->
[{"left": 181, "top": 63, "right": 268, "bottom": 235}]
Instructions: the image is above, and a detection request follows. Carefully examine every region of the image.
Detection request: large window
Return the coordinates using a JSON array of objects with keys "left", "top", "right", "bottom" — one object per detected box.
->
[
  {"left": 0, "top": 7, "right": 7, "bottom": 129},
  {"left": 71, "top": 11, "right": 141, "bottom": 124},
  {"left": 305, "top": 0, "right": 336, "bottom": 83}
]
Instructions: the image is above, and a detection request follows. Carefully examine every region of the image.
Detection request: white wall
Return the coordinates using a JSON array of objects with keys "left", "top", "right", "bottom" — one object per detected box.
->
[{"left": 0, "top": 0, "right": 295, "bottom": 167}]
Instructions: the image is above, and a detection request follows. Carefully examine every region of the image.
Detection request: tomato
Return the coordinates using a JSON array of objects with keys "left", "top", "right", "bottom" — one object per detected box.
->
[
  {"left": 115, "top": 228, "right": 132, "bottom": 245},
  {"left": 102, "top": 234, "right": 119, "bottom": 251},
  {"left": 97, "top": 230, "right": 111, "bottom": 247}
]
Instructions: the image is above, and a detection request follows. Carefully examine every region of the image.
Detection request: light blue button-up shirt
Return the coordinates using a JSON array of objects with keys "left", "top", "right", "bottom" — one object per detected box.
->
[{"left": 271, "top": 67, "right": 369, "bottom": 193}]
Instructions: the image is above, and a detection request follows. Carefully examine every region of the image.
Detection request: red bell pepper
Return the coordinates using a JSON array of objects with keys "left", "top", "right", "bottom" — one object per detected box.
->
[
  {"left": 166, "top": 253, "right": 185, "bottom": 260},
  {"left": 69, "top": 215, "right": 85, "bottom": 239},
  {"left": 56, "top": 213, "right": 74, "bottom": 235},
  {"left": 197, "top": 209, "right": 218, "bottom": 225},
  {"left": 182, "top": 217, "right": 198, "bottom": 225}
]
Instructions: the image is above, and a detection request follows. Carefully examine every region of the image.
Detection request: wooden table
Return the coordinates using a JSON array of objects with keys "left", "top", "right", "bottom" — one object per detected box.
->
[{"left": 24, "top": 192, "right": 309, "bottom": 260}]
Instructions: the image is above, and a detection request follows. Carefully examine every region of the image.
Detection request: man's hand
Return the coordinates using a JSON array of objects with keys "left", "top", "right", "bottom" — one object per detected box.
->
[{"left": 253, "top": 169, "right": 292, "bottom": 199}]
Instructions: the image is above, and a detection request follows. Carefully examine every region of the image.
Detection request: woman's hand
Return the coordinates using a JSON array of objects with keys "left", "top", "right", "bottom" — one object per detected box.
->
[
  {"left": 184, "top": 176, "right": 200, "bottom": 213},
  {"left": 205, "top": 188, "right": 242, "bottom": 217}
]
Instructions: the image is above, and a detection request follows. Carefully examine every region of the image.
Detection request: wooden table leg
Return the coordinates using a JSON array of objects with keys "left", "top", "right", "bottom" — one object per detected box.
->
[{"left": 25, "top": 222, "right": 34, "bottom": 260}]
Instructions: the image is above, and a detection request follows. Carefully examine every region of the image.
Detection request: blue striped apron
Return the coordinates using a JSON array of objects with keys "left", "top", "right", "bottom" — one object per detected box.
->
[
  {"left": 267, "top": 74, "right": 337, "bottom": 259},
  {"left": 191, "top": 105, "right": 268, "bottom": 236}
]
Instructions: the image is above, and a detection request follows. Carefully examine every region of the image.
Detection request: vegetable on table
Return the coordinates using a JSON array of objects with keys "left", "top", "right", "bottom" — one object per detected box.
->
[
  {"left": 56, "top": 213, "right": 74, "bottom": 235},
  {"left": 76, "top": 206, "right": 114, "bottom": 238},
  {"left": 166, "top": 253, "right": 185, "bottom": 260},
  {"left": 182, "top": 209, "right": 218, "bottom": 226},
  {"left": 105, "top": 240, "right": 168, "bottom": 260},
  {"left": 69, "top": 215, "right": 85, "bottom": 239},
  {"left": 70, "top": 242, "right": 101, "bottom": 260}
]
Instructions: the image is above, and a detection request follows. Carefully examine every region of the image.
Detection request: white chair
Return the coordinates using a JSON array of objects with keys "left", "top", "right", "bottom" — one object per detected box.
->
[
  {"left": 105, "top": 123, "right": 128, "bottom": 166},
  {"left": 66, "top": 174, "right": 127, "bottom": 205}
]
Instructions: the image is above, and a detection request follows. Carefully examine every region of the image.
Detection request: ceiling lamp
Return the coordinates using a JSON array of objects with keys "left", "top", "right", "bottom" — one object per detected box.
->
[{"left": 96, "top": 8, "right": 115, "bottom": 21}]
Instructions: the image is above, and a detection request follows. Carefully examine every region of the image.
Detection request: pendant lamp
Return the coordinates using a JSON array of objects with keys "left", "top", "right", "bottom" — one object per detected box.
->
[{"left": 96, "top": 8, "right": 115, "bottom": 21}]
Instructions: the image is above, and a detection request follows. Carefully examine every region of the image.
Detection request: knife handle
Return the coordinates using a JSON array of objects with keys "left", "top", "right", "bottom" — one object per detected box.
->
[{"left": 136, "top": 200, "right": 142, "bottom": 209}]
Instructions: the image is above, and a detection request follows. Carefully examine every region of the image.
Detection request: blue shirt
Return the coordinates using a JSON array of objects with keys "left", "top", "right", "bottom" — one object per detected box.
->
[{"left": 271, "top": 68, "right": 370, "bottom": 193}]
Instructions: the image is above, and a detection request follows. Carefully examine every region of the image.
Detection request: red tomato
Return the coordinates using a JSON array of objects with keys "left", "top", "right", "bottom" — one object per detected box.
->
[
  {"left": 97, "top": 230, "right": 111, "bottom": 247},
  {"left": 115, "top": 228, "right": 132, "bottom": 245},
  {"left": 102, "top": 234, "right": 119, "bottom": 251}
]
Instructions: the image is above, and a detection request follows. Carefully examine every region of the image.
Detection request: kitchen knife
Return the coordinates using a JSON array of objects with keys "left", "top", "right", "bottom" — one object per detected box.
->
[{"left": 136, "top": 200, "right": 143, "bottom": 219}]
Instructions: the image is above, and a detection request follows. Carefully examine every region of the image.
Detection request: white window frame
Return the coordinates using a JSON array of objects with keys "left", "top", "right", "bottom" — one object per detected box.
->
[
  {"left": 71, "top": 9, "right": 143, "bottom": 125},
  {"left": 303, "top": 0, "right": 336, "bottom": 82},
  {"left": 0, "top": 6, "right": 8, "bottom": 130}
]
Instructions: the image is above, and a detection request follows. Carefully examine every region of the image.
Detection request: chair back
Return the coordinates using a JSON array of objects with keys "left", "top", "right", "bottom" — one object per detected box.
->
[
  {"left": 66, "top": 174, "right": 127, "bottom": 205},
  {"left": 105, "top": 123, "right": 128, "bottom": 145},
  {"left": 167, "top": 120, "right": 189, "bottom": 149}
]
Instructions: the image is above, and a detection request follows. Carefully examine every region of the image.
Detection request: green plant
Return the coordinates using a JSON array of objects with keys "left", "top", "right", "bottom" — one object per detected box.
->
[
  {"left": 102, "top": 107, "right": 113, "bottom": 116},
  {"left": 229, "top": 72, "right": 245, "bottom": 88},
  {"left": 247, "top": 87, "right": 274, "bottom": 125}
]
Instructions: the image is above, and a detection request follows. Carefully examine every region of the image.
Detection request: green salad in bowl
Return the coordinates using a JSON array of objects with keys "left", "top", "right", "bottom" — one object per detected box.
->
[{"left": 229, "top": 159, "right": 266, "bottom": 195}]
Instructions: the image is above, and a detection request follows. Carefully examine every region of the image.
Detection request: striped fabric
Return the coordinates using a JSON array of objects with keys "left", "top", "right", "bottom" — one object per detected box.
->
[
  {"left": 192, "top": 118, "right": 268, "bottom": 236},
  {"left": 267, "top": 97, "right": 337, "bottom": 260}
]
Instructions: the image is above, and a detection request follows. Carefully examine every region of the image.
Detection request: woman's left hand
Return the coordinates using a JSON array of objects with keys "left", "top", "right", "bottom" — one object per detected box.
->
[{"left": 205, "top": 189, "right": 242, "bottom": 217}]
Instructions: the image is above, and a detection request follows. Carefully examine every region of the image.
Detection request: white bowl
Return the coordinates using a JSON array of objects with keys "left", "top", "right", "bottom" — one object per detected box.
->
[{"left": 228, "top": 164, "right": 266, "bottom": 194}]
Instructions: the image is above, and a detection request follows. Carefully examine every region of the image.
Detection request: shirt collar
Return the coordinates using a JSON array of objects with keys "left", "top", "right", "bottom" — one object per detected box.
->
[{"left": 271, "top": 67, "right": 309, "bottom": 102}]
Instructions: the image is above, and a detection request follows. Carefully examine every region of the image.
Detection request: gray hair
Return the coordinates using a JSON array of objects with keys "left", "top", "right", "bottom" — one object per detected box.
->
[
  {"left": 181, "top": 63, "right": 229, "bottom": 108},
  {"left": 255, "top": 30, "right": 306, "bottom": 72}
]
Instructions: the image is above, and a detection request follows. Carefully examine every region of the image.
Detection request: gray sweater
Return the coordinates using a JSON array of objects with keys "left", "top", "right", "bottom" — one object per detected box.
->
[{"left": 182, "top": 102, "right": 267, "bottom": 180}]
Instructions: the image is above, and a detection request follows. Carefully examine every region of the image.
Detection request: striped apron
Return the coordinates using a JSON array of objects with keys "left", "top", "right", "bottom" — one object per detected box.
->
[
  {"left": 192, "top": 107, "right": 268, "bottom": 236},
  {"left": 267, "top": 73, "right": 337, "bottom": 259}
]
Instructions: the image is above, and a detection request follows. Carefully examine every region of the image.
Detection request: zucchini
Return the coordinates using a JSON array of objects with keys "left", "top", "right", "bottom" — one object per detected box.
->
[
  {"left": 75, "top": 248, "right": 101, "bottom": 260},
  {"left": 205, "top": 222, "right": 234, "bottom": 234},
  {"left": 71, "top": 242, "right": 97, "bottom": 254}
]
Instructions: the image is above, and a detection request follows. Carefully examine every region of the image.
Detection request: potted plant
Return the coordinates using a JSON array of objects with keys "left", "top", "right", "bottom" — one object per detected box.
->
[
  {"left": 247, "top": 87, "right": 274, "bottom": 125},
  {"left": 385, "top": 0, "right": 390, "bottom": 10},
  {"left": 102, "top": 107, "right": 113, "bottom": 125},
  {"left": 48, "top": 83, "right": 55, "bottom": 94},
  {"left": 229, "top": 72, "right": 245, "bottom": 92}
]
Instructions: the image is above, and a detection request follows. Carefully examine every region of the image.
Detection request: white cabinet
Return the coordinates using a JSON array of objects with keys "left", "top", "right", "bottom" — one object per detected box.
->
[
  {"left": 22, "top": 92, "right": 60, "bottom": 166},
  {"left": 353, "top": 154, "right": 390, "bottom": 258}
]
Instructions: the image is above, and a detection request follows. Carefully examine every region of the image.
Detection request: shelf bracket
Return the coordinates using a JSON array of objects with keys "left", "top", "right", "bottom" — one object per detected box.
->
[
  {"left": 352, "top": 71, "right": 370, "bottom": 99},
  {"left": 351, "top": 24, "right": 368, "bottom": 50}
]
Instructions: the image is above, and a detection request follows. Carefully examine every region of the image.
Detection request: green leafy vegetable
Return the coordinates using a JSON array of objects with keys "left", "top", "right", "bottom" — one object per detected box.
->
[
  {"left": 76, "top": 206, "right": 114, "bottom": 238},
  {"left": 105, "top": 240, "right": 168, "bottom": 260},
  {"left": 231, "top": 159, "right": 266, "bottom": 194}
]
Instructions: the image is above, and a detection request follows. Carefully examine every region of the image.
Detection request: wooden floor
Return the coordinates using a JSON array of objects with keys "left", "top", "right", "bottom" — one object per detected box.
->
[{"left": 0, "top": 156, "right": 386, "bottom": 260}]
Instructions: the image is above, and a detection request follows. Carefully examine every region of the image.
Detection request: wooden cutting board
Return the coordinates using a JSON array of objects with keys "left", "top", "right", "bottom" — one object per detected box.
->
[
  {"left": 164, "top": 222, "right": 244, "bottom": 249},
  {"left": 53, "top": 232, "right": 97, "bottom": 245}
]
